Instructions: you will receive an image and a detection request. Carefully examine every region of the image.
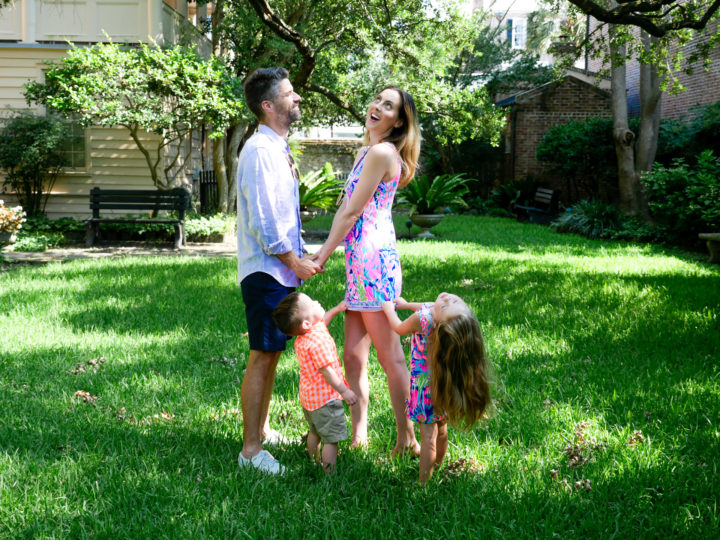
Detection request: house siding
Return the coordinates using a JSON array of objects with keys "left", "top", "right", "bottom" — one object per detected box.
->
[
  {"left": 0, "top": 47, "right": 162, "bottom": 219},
  {"left": 0, "top": 0, "right": 209, "bottom": 219}
]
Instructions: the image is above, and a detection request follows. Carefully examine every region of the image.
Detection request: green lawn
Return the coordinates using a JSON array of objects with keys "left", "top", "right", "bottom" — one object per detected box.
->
[{"left": 1, "top": 215, "right": 718, "bottom": 537}]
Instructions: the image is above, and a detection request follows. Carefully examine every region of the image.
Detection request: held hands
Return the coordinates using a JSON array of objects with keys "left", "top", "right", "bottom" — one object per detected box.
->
[
  {"left": 341, "top": 386, "right": 358, "bottom": 405},
  {"left": 294, "top": 255, "right": 325, "bottom": 280}
]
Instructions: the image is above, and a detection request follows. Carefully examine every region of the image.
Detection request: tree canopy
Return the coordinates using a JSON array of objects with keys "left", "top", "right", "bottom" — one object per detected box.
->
[{"left": 24, "top": 40, "right": 243, "bottom": 189}]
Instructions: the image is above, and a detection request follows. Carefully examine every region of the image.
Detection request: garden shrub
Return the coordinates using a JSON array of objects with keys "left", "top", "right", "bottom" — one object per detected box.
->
[
  {"left": 551, "top": 199, "right": 663, "bottom": 242},
  {"left": 643, "top": 149, "right": 720, "bottom": 243},
  {"left": 551, "top": 199, "right": 624, "bottom": 238},
  {"left": 0, "top": 113, "right": 66, "bottom": 216},
  {"left": 536, "top": 117, "right": 617, "bottom": 202}
]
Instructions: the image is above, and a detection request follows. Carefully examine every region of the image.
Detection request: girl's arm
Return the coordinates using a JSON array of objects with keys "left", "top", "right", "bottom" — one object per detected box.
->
[
  {"left": 311, "top": 144, "right": 397, "bottom": 267},
  {"left": 323, "top": 300, "right": 346, "bottom": 327},
  {"left": 394, "top": 297, "right": 428, "bottom": 312},
  {"left": 382, "top": 301, "right": 422, "bottom": 336}
]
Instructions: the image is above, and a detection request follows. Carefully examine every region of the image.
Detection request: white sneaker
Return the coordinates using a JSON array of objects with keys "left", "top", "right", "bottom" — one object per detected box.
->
[
  {"left": 238, "top": 449, "right": 286, "bottom": 475},
  {"left": 263, "top": 429, "right": 290, "bottom": 446}
]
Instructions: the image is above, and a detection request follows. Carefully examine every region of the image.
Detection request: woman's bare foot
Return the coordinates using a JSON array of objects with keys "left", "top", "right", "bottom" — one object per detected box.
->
[
  {"left": 350, "top": 438, "right": 369, "bottom": 450},
  {"left": 391, "top": 441, "right": 421, "bottom": 458}
]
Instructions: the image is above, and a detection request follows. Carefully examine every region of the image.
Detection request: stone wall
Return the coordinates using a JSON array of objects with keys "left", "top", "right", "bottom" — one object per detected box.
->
[{"left": 297, "top": 138, "right": 363, "bottom": 178}]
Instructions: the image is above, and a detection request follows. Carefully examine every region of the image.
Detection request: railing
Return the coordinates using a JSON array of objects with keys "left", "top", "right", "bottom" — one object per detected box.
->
[{"left": 193, "top": 169, "right": 218, "bottom": 214}]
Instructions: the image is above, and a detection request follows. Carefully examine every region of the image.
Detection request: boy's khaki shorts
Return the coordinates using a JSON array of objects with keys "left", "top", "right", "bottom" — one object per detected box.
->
[{"left": 303, "top": 400, "right": 347, "bottom": 443}]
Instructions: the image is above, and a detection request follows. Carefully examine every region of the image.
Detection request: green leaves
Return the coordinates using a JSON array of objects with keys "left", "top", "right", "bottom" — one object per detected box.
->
[
  {"left": 23, "top": 40, "right": 244, "bottom": 188},
  {"left": 299, "top": 163, "right": 343, "bottom": 211},
  {"left": 395, "top": 173, "right": 473, "bottom": 214}
]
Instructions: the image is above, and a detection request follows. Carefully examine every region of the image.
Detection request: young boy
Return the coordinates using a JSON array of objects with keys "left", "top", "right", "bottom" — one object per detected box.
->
[{"left": 272, "top": 292, "right": 358, "bottom": 473}]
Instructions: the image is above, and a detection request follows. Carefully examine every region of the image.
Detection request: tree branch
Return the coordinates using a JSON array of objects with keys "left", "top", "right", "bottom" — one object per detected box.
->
[
  {"left": 566, "top": 0, "right": 720, "bottom": 37},
  {"left": 307, "top": 83, "right": 364, "bottom": 122}
]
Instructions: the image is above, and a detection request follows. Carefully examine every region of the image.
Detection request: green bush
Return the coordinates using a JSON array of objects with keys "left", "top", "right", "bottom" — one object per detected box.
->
[
  {"left": 550, "top": 199, "right": 624, "bottom": 238},
  {"left": 536, "top": 117, "right": 617, "bottom": 201},
  {"left": 13, "top": 231, "right": 65, "bottom": 251},
  {"left": 0, "top": 113, "right": 66, "bottom": 216},
  {"left": 184, "top": 213, "right": 235, "bottom": 238},
  {"left": 643, "top": 149, "right": 720, "bottom": 242},
  {"left": 299, "top": 162, "right": 342, "bottom": 211}
]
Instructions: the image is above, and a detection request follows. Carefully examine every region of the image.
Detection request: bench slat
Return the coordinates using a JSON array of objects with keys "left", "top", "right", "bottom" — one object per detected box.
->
[{"left": 85, "top": 187, "right": 191, "bottom": 249}]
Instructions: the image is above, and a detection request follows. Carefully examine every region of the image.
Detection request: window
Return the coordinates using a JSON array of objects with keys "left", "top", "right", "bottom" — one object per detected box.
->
[
  {"left": 506, "top": 18, "right": 527, "bottom": 49},
  {"left": 57, "top": 115, "right": 87, "bottom": 169}
]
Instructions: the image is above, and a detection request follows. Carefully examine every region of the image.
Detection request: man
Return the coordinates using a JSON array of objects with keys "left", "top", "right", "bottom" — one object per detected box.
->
[{"left": 236, "top": 67, "right": 323, "bottom": 474}]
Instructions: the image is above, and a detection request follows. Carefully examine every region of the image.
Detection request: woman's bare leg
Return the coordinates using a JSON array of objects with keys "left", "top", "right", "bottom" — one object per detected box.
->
[
  {"left": 343, "top": 310, "right": 372, "bottom": 447},
  {"left": 362, "top": 311, "right": 419, "bottom": 456}
]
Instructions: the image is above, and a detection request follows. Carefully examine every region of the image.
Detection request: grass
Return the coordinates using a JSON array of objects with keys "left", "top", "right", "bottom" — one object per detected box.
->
[{"left": 1, "top": 215, "right": 719, "bottom": 538}]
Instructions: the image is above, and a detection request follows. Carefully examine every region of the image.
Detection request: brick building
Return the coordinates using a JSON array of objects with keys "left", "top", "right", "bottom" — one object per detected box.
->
[
  {"left": 497, "top": 73, "right": 611, "bottom": 198},
  {"left": 625, "top": 21, "right": 720, "bottom": 120}
]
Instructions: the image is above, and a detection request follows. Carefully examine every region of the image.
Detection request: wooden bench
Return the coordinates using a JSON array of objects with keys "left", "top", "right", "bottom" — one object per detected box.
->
[
  {"left": 514, "top": 187, "right": 561, "bottom": 224},
  {"left": 85, "top": 188, "right": 191, "bottom": 249},
  {"left": 699, "top": 233, "right": 720, "bottom": 264}
]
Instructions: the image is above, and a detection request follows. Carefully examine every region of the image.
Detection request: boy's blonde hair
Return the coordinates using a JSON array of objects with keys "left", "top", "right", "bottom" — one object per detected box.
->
[{"left": 427, "top": 311, "right": 491, "bottom": 428}]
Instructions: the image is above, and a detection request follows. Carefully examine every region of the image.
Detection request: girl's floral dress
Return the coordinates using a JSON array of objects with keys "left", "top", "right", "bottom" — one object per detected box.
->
[
  {"left": 407, "top": 303, "right": 444, "bottom": 424},
  {"left": 343, "top": 143, "right": 402, "bottom": 311}
]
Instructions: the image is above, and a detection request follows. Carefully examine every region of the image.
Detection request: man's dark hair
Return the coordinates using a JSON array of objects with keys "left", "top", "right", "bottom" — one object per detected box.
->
[{"left": 243, "top": 67, "right": 289, "bottom": 120}]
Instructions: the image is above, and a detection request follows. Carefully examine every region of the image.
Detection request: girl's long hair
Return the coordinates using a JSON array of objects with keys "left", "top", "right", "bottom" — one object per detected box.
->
[
  {"left": 363, "top": 86, "right": 420, "bottom": 188},
  {"left": 428, "top": 311, "right": 491, "bottom": 429}
]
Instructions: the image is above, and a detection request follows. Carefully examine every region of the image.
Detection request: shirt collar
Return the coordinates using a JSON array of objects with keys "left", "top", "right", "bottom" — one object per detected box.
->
[{"left": 258, "top": 124, "right": 288, "bottom": 148}]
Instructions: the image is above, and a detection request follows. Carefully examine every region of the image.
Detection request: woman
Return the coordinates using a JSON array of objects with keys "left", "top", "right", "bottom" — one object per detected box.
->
[{"left": 312, "top": 86, "right": 421, "bottom": 455}]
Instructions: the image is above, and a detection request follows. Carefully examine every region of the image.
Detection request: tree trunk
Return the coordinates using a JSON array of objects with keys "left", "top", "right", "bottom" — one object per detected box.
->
[
  {"left": 213, "top": 137, "right": 228, "bottom": 214},
  {"left": 609, "top": 25, "right": 652, "bottom": 219}
]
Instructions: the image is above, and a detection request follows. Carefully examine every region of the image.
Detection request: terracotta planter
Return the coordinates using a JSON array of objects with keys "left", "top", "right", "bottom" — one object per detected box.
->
[{"left": 410, "top": 213, "right": 444, "bottom": 238}]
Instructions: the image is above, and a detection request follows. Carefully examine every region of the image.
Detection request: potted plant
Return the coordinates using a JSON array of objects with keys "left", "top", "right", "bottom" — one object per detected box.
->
[
  {"left": 299, "top": 163, "right": 343, "bottom": 222},
  {"left": 395, "top": 173, "right": 472, "bottom": 237},
  {"left": 0, "top": 200, "right": 26, "bottom": 245}
]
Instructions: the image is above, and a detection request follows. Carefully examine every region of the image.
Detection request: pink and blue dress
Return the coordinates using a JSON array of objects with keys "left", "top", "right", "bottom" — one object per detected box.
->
[
  {"left": 343, "top": 143, "right": 402, "bottom": 311},
  {"left": 406, "top": 303, "right": 444, "bottom": 424}
]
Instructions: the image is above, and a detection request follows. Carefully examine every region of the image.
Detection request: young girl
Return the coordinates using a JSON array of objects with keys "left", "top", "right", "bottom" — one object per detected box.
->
[{"left": 382, "top": 293, "right": 491, "bottom": 485}]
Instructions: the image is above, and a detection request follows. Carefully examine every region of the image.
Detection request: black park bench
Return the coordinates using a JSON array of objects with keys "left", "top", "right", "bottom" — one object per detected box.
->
[
  {"left": 514, "top": 187, "right": 561, "bottom": 225},
  {"left": 85, "top": 188, "right": 191, "bottom": 249}
]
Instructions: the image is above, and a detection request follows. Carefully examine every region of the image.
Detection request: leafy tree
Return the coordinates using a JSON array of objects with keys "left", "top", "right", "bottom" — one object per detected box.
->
[
  {"left": 24, "top": 40, "right": 244, "bottom": 190},
  {"left": 0, "top": 113, "right": 65, "bottom": 216},
  {"left": 201, "top": 0, "right": 508, "bottom": 213},
  {"left": 544, "top": 0, "right": 720, "bottom": 219}
]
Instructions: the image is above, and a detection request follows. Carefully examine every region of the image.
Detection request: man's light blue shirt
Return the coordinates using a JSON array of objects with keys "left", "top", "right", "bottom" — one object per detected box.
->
[{"left": 236, "top": 124, "right": 304, "bottom": 287}]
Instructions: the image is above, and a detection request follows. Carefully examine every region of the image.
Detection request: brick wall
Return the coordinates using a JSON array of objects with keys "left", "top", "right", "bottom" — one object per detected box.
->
[
  {"left": 625, "top": 21, "right": 719, "bottom": 120},
  {"left": 510, "top": 76, "right": 611, "bottom": 186}
]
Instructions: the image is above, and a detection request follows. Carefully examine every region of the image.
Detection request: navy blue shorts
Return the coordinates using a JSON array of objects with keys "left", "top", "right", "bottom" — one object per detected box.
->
[{"left": 241, "top": 272, "right": 295, "bottom": 352}]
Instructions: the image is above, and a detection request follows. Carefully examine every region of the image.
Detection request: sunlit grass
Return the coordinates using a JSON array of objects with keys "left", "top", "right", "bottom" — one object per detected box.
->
[{"left": 1, "top": 215, "right": 718, "bottom": 537}]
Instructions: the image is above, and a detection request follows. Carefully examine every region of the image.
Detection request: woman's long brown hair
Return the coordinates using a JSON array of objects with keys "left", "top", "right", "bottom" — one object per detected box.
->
[{"left": 363, "top": 86, "right": 420, "bottom": 188}]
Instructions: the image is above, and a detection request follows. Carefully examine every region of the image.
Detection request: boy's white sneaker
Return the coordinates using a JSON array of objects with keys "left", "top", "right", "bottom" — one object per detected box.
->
[{"left": 238, "top": 449, "right": 286, "bottom": 475}]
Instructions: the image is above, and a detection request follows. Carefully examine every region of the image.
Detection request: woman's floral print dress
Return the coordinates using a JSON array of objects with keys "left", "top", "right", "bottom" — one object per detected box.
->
[
  {"left": 344, "top": 143, "right": 402, "bottom": 311},
  {"left": 407, "top": 303, "right": 444, "bottom": 424}
]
